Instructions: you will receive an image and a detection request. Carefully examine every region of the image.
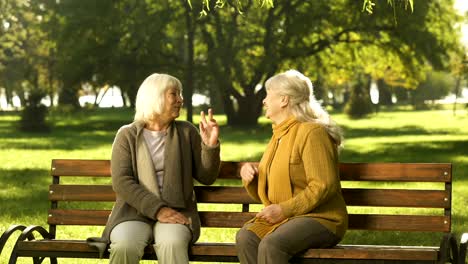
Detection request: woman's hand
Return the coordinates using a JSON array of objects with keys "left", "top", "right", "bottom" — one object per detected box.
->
[
  {"left": 240, "top": 163, "right": 258, "bottom": 184},
  {"left": 156, "top": 207, "right": 190, "bottom": 225},
  {"left": 256, "top": 204, "right": 286, "bottom": 224},
  {"left": 199, "top": 108, "right": 219, "bottom": 147}
]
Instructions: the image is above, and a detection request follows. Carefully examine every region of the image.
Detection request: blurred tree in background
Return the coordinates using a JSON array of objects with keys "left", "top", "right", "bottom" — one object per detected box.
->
[
  {"left": 19, "top": 88, "right": 50, "bottom": 132},
  {"left": 0, "top": 0, "right": 465, "bottom": 127},
  {"left": 411, "top": 71, "right": 456, "bottom": 109}
]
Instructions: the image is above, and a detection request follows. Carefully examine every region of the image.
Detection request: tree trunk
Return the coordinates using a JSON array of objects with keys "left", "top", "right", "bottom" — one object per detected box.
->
[
  {"left": 58, "top": 81, "right": 80, "bottom": 108},
  {"left": 224, "top": 86, "right": 264, "bottom": 127},
  {"left": 5, "top": 87, "right": 13, "bottom": 108},
  {"left": 377, "top": 79, "right": 393, "bottom": 105},
  {"left": 452, "top": 75, "right": 461, "bottom": 116},
  {"left": 183, "top": 1, "right": 195, "bottom": 123},
  {"left": 127, "top": 85, "right": 137, "bottom": 109},
  {"left": 120, "top": 91, "right": 128, "bottom": 108}
]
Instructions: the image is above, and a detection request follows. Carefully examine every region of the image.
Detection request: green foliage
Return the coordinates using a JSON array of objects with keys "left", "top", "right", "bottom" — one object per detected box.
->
[
  {"left": 191, "top": 0, "right": 413, "bottom": 16},
  {"left": 19, "top": 89, "right": 50, "bottom": 132},
  {"left": 363, "top": 0, "right": 414, "bottom": 14},
  {"left": 0, "top": 0, "right": 464, "bottom": 129},
  {"left": 0, "top": 0, "right": 58, "bottom": 110}
]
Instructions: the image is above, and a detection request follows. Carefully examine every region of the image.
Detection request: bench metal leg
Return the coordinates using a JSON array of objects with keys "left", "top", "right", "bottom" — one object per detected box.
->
[
  {"left": 439, "top": 233, "right": 459, "bottom": 264},
  {"left": 459, "top": 233, "right": 467, "bottom": 264}
]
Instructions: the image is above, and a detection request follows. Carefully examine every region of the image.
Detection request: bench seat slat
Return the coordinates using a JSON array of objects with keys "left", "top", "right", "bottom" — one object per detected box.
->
[
  {"left": 47, "top": 209, "right": 450, "bottom": 232},
  {"left": 16, "top": 240, "right": 439, "bottom": 261},
  {"left": 49, "top": 185, "right": 450, "bottom": 208},
  {"left": 299, "top": 245, "right": 439, "bottom": 261}
]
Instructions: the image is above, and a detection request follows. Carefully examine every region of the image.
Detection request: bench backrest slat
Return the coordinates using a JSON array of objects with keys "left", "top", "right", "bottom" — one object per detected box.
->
[
  {"left": 51, "top": 160, "right": 452, "bottom": 182},
  {"left": 339, "top": 163, "right": 451, "bottom": 182},
  {"left": 47, "top": 209, "right": 450, "bottom": 232},
  {"left": 52, "top": 159, "right": 110, "bottom": 177},
  {"left": 48, "top": 159, "right": 452, "bottom": 236},
  {"left": 49, "top": 185, "right": 450, "bottom": 208}
]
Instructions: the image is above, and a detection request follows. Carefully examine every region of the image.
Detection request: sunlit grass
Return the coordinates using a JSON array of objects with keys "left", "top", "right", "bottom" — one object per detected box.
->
[{"left": 1, "top": 107, "right": 467, "bottom": 263}]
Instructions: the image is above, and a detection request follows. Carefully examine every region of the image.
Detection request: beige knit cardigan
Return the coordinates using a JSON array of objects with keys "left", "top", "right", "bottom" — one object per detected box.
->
[{"left": 87, "top": 120, "right": 220, "bottom": 257}]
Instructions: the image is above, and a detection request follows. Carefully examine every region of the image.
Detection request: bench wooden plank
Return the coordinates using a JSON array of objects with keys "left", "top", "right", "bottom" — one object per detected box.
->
[
  {"left": 299, "top": 245, "right": 439, "bottom": 260},
  {"left": 51, "top": 160, "right": 452, "bottom": 182},
  {"left": 47, "top": 209, "right": 450, "bottom": 232},
  {"left": 348, "top": 214, "right": 450, "bottom": 232},
  {"left": 51, "top": 160, "right": 247, "bottom": 179},
  {"left": 342, "top": 189, "right": 450, "bottom": 208},
  {"left": 16, "top": 240, "right": 439, "bottom": 261},
  {"left": 46, "top": 210, "right": 257, "bottom": 227},
  {"left": 49, "top": 185, "right": 115, "bottom": 201},
  {"left": 49, "top": 185, "right": 450, "bottom": 208},
  {"left": 51, "top": 160, "right": 111, "bottom": 177},
  {"left": 339, "top": 163, "right": 451, "bottom": 182}
]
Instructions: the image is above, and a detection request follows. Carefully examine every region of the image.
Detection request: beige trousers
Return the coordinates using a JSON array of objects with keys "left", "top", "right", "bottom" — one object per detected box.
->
[{"left": 109, "top": 220, "right": 192, "bottom": 264}]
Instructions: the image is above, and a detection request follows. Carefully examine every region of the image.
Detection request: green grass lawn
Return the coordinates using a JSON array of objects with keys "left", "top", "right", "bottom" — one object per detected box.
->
[{"left": 1, "top": 107, "right": 467, "bottom": 264}]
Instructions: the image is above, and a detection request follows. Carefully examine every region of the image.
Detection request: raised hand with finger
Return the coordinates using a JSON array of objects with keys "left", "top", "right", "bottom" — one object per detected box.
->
[{"left": 199, "top": 108, "right": 219, "bottom": 147}]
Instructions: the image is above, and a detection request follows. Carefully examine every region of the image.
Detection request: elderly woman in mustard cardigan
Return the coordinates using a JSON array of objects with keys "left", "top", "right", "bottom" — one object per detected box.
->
[
  {"left": 236, "top": 70, "right": 348, "bottom": 264},
  {"left": 87, "top": 73, "right": 220, "bottom": 264}
]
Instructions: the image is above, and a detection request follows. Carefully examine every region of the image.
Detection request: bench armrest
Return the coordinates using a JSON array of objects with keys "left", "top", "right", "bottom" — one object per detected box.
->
[
  {"left": 460, "top": 233, "right": 467, "bottom": 264},
  {"left": 0, "top": 225, "right": 27, "bottom": 256}
]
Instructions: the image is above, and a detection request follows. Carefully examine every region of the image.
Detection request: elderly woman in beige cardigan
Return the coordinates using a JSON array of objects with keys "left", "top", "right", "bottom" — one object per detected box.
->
[
  {"left": 87, "top": 73, "right": 220, "bottom": 264},
  {"left": 236, "top": 70, "right": 348, "bottom": 264}
]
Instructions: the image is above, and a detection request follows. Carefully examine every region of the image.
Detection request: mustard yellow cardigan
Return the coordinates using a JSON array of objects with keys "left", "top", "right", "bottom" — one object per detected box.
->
[{"left": 245, "top": 121, "right": 348, "bottom": 239}]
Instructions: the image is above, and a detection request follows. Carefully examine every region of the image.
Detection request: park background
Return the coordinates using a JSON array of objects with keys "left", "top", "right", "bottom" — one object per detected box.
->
[{"left": 1, "top": 0, "right": 468, "bottom": 263}]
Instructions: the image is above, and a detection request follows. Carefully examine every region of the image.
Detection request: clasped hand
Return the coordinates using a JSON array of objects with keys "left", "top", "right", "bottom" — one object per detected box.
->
[
  {"left": 156, "top": 207, "right": 190, "bottom": 225},
  {"left": 256, "top": 204, "right": 286, "bottom": 224}
]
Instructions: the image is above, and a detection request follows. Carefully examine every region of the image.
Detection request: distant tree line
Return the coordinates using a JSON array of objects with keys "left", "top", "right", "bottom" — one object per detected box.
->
[{"left": 0, "top": 0, "right": 465, "bottom": 129}]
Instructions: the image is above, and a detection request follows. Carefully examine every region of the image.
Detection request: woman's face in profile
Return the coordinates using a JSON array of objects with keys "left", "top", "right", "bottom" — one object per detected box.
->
[
  {"left": 263, "top": 88, "right": 284, "bottom": 124},
  {"left": 161, "top": 86, "right": 183, "bottom": 120}
]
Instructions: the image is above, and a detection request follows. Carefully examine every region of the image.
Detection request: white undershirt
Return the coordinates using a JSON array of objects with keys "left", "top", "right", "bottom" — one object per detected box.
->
[{"left": 142, "top": 128, "right": 166, "bottom": 193}]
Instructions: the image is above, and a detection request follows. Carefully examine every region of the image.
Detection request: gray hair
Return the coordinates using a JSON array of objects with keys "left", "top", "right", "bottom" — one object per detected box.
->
[
  {"left": 265, "top": 69, "right": 343, "bottom": 148},
  {"left": 134, "top": 73, "right": 182, "bottom": 123}
]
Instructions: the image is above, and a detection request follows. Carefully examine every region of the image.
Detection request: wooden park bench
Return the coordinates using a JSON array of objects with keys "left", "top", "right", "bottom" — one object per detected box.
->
[{"left": 1, "top": 159, "right": 465, "bottom": 263}]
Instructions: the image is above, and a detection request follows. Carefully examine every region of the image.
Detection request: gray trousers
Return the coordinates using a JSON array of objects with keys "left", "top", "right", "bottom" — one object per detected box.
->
[
  {"left": 109, "top": 220, "right": 192, "bottom": 264},
  {"left": 236, "top": 217, "right": 339, "bottom": 264}
]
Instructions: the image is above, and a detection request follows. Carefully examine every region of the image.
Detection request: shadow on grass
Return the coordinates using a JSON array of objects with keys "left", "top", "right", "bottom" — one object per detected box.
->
[
  {"left": 0, "top": 168, "right": 50, "bottom": 219},
  {"left": 0, "top": 116, "right": 123, "bottom": 150},
  {"left": 218, "top": 123, "right": 271, "bottom": 144},
  {"left": 341, "top": 125, "right": 457, "bottom": 139},
  {"left": 341, "top": 140, "right": 468, "bottom": 164}
]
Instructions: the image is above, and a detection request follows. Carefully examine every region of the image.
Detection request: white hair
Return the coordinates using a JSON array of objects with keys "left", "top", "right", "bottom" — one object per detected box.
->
[
  {"left": 134, "top": 73, "right": 182, "bottom": 123},
  {"left": 265, "top": 69, "right": 343, "bottom": 148}
]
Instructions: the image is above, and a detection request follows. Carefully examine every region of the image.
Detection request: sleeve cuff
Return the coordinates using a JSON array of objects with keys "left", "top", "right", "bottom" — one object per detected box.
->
[
  {"left": 202, "top": 140, "right": 220, "bottom": 150},
  {"left": 279, "top": 201, "right": 294, "bottom": 218}
]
